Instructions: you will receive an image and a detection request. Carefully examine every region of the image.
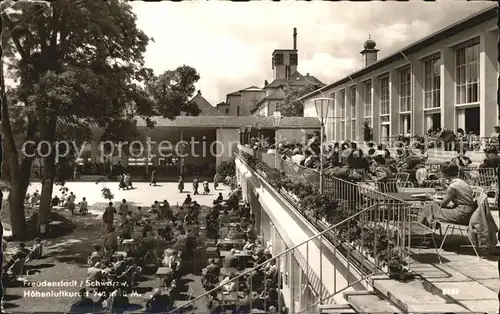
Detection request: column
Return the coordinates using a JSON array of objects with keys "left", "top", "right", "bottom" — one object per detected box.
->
[
  {"left": 389, "top": 69, "right": 399, "bottom": 137},
  {"left": 372, "top": 78, "right": 381, "bottom": 143},
  {"left": 480, "top": 30, "right": 497, "bottom": 137},
  {"left": 413, "top": 59, "right": 424, "bottom": 136},
  {"left": 441, "top": 47, "right": 455, "bottom": 130}
]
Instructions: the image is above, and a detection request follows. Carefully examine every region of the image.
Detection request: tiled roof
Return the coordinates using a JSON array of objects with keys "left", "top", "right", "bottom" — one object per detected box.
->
[
  {"left": 188, "top": 93, "right": 220, "bottom": 116},
  {"left": 240, "top": 86, "right": 262, "bottom": 92},
  {"left": 266, "top": 72, "right": 324, "bottom": 88},
  {"left": 250, "top": 89, "right": 287, "bottom": 113},
  {"left": 227, "top": 91, "right": 241, "bottom": 97},
  {"left": 135, "top": 116, "right": 320, "bottom": 129}
]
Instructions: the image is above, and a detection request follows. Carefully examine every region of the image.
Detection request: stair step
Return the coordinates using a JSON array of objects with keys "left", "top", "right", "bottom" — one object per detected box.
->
[
  {"left": 318, "top": 303, "right": 356, "bottom": 314},
  {"left": 345, "top": 291, "right": 403, "bottom": 313},
  {"left": 372, "top": 277, "right": 471, "bottom": 313}
]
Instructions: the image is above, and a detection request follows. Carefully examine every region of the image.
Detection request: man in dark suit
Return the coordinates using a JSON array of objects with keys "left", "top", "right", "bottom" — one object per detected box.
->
[
  {"left": 202, "top": 258, "right": 220, "bottom": 288},
  {"left": 480, "top": 147, "right": 500, "bottom": 169}
]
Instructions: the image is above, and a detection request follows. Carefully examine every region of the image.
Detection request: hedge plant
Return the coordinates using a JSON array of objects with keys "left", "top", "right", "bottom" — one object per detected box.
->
[{"left": 240, "top": 152, "right": 407, "bottom": 276}]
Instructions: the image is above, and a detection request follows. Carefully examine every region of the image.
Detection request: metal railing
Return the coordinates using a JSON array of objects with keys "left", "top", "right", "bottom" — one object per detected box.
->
[{"left": 228, "top": 153, "right": 412, "bottom": 312}]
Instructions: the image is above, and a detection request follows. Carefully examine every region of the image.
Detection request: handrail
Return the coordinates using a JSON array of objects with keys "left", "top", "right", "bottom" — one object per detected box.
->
[{"left": 170, "top": 204, "right": 377, "bottom": 313}]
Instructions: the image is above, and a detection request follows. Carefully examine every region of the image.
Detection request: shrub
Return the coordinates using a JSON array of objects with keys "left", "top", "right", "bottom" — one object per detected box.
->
[{"left": 216, "top": 161, "right": 236, "bottom": 179}]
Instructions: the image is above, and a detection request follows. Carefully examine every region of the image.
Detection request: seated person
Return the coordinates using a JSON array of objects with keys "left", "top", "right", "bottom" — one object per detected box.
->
[
  {"left": 220, "top": 272, "right": 237, "bottom": 292},
  {"left": 246, "top": 268, "right": 265, "bottom": 291},
  {"left": 183, "top": 194, "right": 192, "bottom": 205},
  {"left": 161, "top": 200, "right": 173, "bottom": 220},
  {"left": 243, "top": 240, "right": 256, "bottom": 252},
  {"left": 120, "top": 218, "right": 134, "bottom": 239},
  {"left": 219, "top": 210, "right": 230, "bottom": 225},
  {"left": 223, "top": 249, "right": 239, "bottom": 269},
  {"left": 88, "top": 245, "right": 102, "bottom": 267},
  {"left": 172, "top": 229, "right": 187, "bottom": 252},
  {"left": 238, "top": 288, "right": 261, "bottom": 313},
  {"left": 51, "top": 195, "right": 60, "bottom": 207},
  {"left": 417, "top": 163, "right": 476, "bottom": 226},
  {"left": 168, "top": 251, "right": 182, "bottom": 271},
  {"left": 4, "top": 251, "right": 26, "bottom": 280},
  {"left": 18, "top": 243, "right": 31, "bottom": 256},
  {"left": 202, "top": 258, "right": 220, "bottom": 286},
  {"left": 451, "top": 148, "right": 472, "bottom": 167},
  {"left": 132, "top": 206, "right": 144, "bottom": 224},
  {"left": 145, "top": 288, "right": 171, "bottom": 313},
  {"left": 70, "top": 288, "right": 99, "bottom": 313},
  {"left": 226, "top": 224, "right": 246, "bottom": 240},
  {"left": 113, "top": 255, "right": 127, "bottom": 277},
  {"left": 103, "top": 287, "right": 129, "bottom": 311},
  {"left": 86, "top": 262, "right": 103, "bottom": 284},
  {"left": 215, "top": 193, "right": 223, "bottom": 203},
  {"left": 25, "top": 238, "right": 43, "bottom": 262}
]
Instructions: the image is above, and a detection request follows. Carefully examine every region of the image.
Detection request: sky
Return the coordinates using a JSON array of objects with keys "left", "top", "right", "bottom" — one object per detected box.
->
[{"left": 130, "top": 1, "right": 494, "bottom": 106}]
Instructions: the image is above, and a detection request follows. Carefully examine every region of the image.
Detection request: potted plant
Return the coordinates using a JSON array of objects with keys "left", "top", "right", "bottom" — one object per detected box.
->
[{"left": 383, "top": 249, "right": 414, "bottom": 281}]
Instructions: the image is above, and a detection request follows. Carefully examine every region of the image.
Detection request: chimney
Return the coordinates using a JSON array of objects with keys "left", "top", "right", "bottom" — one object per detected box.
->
[
  {"left": 293, "top": 28, "right": 297, "bottom": 50},
  {"left": 197, "top": 90, "right": 201, "bottom": 95},
  {"left": 264, "top": 80, "right": 269, "bottom": 86}
]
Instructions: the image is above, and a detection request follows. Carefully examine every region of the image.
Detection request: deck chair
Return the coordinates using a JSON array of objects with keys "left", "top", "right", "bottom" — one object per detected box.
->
[{"left": 437, "top": 194, "right": 487, "bottom": 259}]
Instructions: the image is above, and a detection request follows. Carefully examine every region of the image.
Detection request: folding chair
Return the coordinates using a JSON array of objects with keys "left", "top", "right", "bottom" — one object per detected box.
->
[{"left": 437, "top": 194, "right": 486, "bottom": 259}]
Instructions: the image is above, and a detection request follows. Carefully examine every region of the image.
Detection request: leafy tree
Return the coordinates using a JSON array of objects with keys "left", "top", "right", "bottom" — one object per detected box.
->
[
  {"left": 280, "top": 84, "right": 319, "bottom": 117},
  {"left": 1, "top": 0, "right": 155, "bottom": 238},
  {"left": 146, "top": 66, "right": 202, "bottom": 119},
  {"left": 216, "top": 161, "right": 235, "bottom": 180}
]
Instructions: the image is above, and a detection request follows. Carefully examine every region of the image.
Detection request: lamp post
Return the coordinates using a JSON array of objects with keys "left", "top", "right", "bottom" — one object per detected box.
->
[
  {"left": 256, "top": 122, "right": 263, "bottom": 142},
  {"left": 273, "top": 111, "right": 282, "bottom": 168},
  {"left": 313, "top": 98, "right": 333, "bottom": 194}
]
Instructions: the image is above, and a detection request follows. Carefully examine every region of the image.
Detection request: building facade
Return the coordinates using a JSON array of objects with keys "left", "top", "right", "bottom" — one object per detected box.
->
[
  {"left": 222, "top": 28, "right": 323, "bottom": 117},
  {"left": 301, "top": 6, "right": 498, "bottom": 143}
]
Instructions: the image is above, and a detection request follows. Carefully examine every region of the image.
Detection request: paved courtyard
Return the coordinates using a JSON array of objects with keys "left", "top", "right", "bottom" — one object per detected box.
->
[{"left": 4, "top": 182, "right": 230, "bottom": 313}]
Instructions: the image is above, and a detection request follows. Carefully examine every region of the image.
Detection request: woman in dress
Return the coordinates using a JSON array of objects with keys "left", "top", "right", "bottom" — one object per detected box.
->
[{"left": 417, "top": 163, "right": 476, "bottom": 226}]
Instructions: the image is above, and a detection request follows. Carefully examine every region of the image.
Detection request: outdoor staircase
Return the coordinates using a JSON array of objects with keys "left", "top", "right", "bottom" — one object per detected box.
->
[{"left": 322, "top": 274, "right": 479, "bottom": 314}]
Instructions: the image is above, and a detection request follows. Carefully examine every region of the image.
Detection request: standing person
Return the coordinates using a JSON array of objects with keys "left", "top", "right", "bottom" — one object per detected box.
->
[
  {"left": 213, "top": 173, "right": 219, "bottom": 190},
  {"left": 178, "top": 176, "right": 184, "bottom": 193},
  {"left": 103, "top": 202, "right": 116, "bottom": 231},
  {"left": 79, "top": 197, "right": 88, "bottom": 215},
  {"left": 119, "top": 199, "right": 129, "bottom": 224},
  {"left": 192, "top": 176, "right": 199, "bottom": 195},
  {"left": 149, "top": 168, "right": 157, "bottom": 186}
]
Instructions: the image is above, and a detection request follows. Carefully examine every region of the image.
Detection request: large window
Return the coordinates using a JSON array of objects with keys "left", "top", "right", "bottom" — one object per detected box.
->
[
  {"left": 350, "top": 87, "right": 356, "bottom": 141},
  {"left": 339, "top": 90, "right": 346, "bottom": 119},
  {"left": 379, "top": 76, "right": 390, "bottom": 116},
  {"left": 364, "top": 81, "right": 372, "bottom": 118},
  {"left": 340, "top": 90, "right": 346, "bottom": 140},
  {"left": 424, "top": 56, "right": 441, "bottom": 109},
  {"left": 399, "top": 67, "right": 411, "bottom": 112},
  {"left": 351, "top": 121, "right": 357, "bottom": 141},
  {"left": 455, "top": 38, "right": 479, "bottom": 104},
  {"left": 330, "top": 93, "right": 336, "bottom": 141},
  {"left": 350, "top": 86, "right": 356, "bottom": 118}
]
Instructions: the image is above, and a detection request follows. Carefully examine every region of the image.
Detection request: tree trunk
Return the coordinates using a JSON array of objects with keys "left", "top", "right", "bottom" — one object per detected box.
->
[
  {"left": 37, "top": 121, "right": 57, "bottom": 230},
  {"left": 1, "top": 52, "right": 28, "bottom": 239}
]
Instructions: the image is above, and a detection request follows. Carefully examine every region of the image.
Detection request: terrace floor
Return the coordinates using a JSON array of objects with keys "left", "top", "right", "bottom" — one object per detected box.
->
[{"left": 404, "top": 212, "right": 500, "bottom": 313}]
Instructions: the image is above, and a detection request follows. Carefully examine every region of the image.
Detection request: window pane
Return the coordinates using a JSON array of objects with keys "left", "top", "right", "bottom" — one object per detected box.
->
[
  {"left": 432, "top": 59, "right": 440, "bottom": 74},
  {"left": 433, "top": 90, "right": 440, "bottom": 108},
  {"left": 434, "top": 75, "right": 440, "bottom": 91}
]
